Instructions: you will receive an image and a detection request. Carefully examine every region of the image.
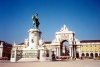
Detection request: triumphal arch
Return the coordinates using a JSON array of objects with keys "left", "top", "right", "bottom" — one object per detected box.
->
[{"left": 49, "top": 24, "right": 80, "bottom": 58}]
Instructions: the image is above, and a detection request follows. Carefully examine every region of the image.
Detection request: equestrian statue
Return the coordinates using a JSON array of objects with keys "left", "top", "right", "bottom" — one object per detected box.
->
[{"left": 32, "top": 13, "right": 40, "bottom": 29}]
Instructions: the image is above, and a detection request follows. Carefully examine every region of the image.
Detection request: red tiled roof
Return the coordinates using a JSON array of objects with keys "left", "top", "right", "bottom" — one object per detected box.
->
[
  {"left": 44, "top": 41, "right": 51, "bottom": 44},
  {"left": 0, "top": 40, "right": 12, "bottom": 47},
  {"left": 18, "top": 42, "right": 24, "bottom": 45},
  {"left": 80, "top": 40, "right": 100, "bottom": 43}
]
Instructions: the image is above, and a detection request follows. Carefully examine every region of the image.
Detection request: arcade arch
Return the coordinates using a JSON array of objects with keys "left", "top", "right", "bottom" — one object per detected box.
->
[
  {"left": 82, "top": 53, "right": 85, "bottom": 57},
  {"left": 86, "top": 53, "right": 89, "bottom": 57},
  {"left": 90, "top": 53, "right": 93, "bottom": 58},
  {"left": 95, "top": 53, "right": 98, "bottom": 57}
]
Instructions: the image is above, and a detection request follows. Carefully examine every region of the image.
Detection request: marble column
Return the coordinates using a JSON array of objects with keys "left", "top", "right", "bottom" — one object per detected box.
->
[
  {"left": 79, "top": 53, "right": 81, "bottom": 58},
  {"left": 74, "top": 46, "right": 76, "bottom": 58},
  {"left": 89, "top": 52, "right": 90, "bottom": 57},
  {"left": 71, "top": 46, "right": 73, "bottom": 58},
  {"left": 55, "top": 48, "right": 57, "bottom": 56},
  {"left": 77, "top": 46, "right": 81, "bottom": 58},
  {"left": 84, "top": 53, "right": 86, "bottom": 57},
  {"left": 98, "top": 53, "right": 99, "bottom": 56},
  {"left": 58, "top": 47, "right": 60, "bottom": 56},
  {"left": 78, "top": 46, "right": 81, "bottom": 58},
  {"left": 58, "top": 47, "right": 59, "bottom": 56},
  {"left": 49, "top": 49, "right": 52, "bottom": 60},
  {"left": 57, "top": 47, "right": 59, "bottom": 56},
  {"left": 93, "top": 53, "right": 95, "bottom": 59},
  {"left": 69, "top": 46, "right": 72, "bottom": 57}
]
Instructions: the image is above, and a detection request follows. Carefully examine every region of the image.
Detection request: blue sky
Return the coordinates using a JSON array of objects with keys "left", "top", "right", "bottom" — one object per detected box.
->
[{"left": 0, "top": 0, "right": 100, "bottom": 44}]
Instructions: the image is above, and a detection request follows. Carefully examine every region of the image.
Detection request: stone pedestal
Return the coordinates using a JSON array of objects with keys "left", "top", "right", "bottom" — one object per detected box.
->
[
  {"left": 10, "top": 48, "right": 17, "bottom": 62},
  {"left": 0, "top": 42, "right": 3, "bottom": 57},
  {"left": 40, "top": 49, "right": 45, "bottom": 61},
  {"left": 19, "top": 28, "right": 42, "bottom": 62},
  {"left": 28, "top": 28, "right": 41, "bottom": 49},
  {"left": 49, "top": 49, "right": 52, "bottom": 60},
  {"left": 38, "top": 46, "right": 46, "bottom": 61}
]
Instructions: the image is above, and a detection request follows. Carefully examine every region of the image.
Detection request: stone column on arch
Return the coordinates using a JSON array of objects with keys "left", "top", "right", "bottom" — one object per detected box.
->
[
  {"left": 58, "top": 46, "right": 60, "bottom": 56},
  {"left": 55, "top": 48, "right": 57, "bottom": 56},
  {"left": 77, "top": 45, "right": 81, "bottom": 58},
  {"left": 98, "top": 53, "right": 99, "bottom": 56},
  {"left": 71, "top": 46, "right": 73, "bottom": 58},
  {"left": 84, "top": 52, "right": 86, "bottom": 57},
  {"left": 69, "top": 45, "right": 72, "bottom": 57},
  {"left": 55, "top": 47, "right": 57, "bottom": 55},
  {"left": 56, "top": 47, "right": 59, "bottom": 56},
  {"left": 74, "top": 45, "right": 76, "bottom": 59},
  {"left": 89, "top": 52, "right": 90, "bottom": 57},
  {"left": 93, "top": 52, "right": 95, "bottom": 59}
]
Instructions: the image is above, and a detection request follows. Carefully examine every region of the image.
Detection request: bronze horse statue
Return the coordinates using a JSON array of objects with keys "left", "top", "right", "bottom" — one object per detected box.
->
[{"left": 32, "top": 13, "right": 40, "bottom": 29}]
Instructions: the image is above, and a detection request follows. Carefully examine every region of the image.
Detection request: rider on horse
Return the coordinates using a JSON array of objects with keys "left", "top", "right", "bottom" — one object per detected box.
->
[{"left": 32, "top": 13, "right": 40, "bottom": 29}]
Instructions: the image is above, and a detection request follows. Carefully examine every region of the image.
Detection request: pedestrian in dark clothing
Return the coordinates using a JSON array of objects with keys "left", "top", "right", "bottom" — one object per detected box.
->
[{"left": 51, "top": 51, "right": 56, "bottom": 61}]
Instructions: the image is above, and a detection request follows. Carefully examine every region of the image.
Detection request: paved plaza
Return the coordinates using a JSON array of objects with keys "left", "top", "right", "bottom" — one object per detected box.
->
[{"left": 0, "top": 60, "right": 100, "bottom": 67}]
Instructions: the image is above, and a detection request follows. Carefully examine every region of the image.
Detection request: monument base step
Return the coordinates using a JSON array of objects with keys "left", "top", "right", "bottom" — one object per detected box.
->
[{"left": 17, "top": 58, "right": 39, "bottom": 62}]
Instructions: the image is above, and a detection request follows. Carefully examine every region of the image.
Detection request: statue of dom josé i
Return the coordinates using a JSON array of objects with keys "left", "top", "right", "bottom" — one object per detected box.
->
[{"left": 32, "top": 13, "right": 40, "bottom": 29}]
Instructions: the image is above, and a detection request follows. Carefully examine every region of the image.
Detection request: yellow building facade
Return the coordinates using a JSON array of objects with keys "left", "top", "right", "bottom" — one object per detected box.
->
[{"left": 80, "top": 40, "right": 100, "bottom": 58}]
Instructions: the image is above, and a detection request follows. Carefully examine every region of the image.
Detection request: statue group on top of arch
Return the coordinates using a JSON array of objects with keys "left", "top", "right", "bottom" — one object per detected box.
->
[{"left": 60, "top": 24, "right": 69, "bottom": 32}]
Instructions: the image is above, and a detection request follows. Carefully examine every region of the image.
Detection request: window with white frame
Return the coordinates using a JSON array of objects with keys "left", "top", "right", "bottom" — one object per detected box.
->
[
  {"left": 86, "top": 45, "right": 88, "bottom": 52},
  {"left": 95, "top": 45, "right": 97, "bottom": 52},
  {"left": 82, "top": 46, "right": 84, "bottom": 52},
  {"left": 90, "top": 45, "right": 92, "bottom": 52}
]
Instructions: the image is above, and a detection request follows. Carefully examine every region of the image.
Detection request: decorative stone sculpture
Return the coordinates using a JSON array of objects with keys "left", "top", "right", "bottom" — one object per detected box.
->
[
  {"left": 39, "top": 38, "right": 44, "bottom": 46},
  {"left": 60, "top": 24, "right": 68, "bottom": 32}
]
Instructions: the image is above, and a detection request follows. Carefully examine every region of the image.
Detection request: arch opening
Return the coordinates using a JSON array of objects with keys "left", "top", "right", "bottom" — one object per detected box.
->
[
  {"left": 86, "top": 53, "right": 89, "bottom": 57},
  {"left": 76, "top": 52, "right": 79, "bottom": 58},
  {"left": 82, "top": 53, "right": 85, "bottom": 57},
  {"left": 90, "top": 53, "right": 93, "bottom": 58},
  {"left": 60, "top": 40, "right": 69, "bottom": 56},
  {"left": 95, "top": 53, "right": 98, "bottom": 57}
]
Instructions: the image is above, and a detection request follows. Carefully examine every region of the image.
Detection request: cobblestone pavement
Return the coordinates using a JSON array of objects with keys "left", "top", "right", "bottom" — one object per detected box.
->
[{"left": 0, "top": 60, "right": 100, "bottom": 67}]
